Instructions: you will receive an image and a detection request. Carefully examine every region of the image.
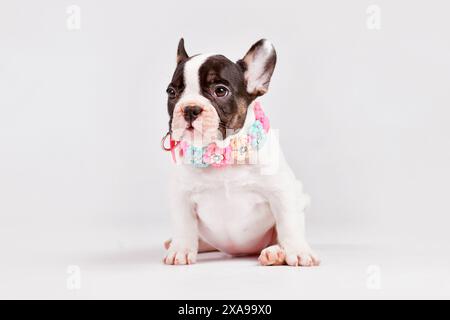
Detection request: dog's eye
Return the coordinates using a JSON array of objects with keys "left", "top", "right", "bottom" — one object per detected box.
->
[
  {"left": 213, "top": 85, "right": 229, "bottom": 98},
  {"left": 166, "top": 87, "right": 177, "bottom": 99}
]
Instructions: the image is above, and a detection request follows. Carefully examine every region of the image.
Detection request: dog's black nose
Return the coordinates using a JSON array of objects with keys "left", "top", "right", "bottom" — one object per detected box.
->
[{"left": 183, "top": 106, "right": 203, "bottom": 123}]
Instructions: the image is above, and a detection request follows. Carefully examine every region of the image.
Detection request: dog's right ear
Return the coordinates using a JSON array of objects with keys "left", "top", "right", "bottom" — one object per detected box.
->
[{"left": 176, "top": 38, "right": 189, "bottom": 64}]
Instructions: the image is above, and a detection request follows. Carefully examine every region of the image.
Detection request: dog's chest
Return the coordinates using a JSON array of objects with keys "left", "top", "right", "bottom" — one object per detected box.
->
[{"left": 181, "top": 166, "right": 276, "bottom": 254}]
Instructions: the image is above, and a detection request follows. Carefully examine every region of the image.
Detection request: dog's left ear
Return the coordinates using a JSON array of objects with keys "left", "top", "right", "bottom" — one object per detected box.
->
[
  {"left": 176, "top": 38, "right": 189, "bottom": 64},
  {"left": 237, "top": 39, "right": 277, "bottom": 97}
]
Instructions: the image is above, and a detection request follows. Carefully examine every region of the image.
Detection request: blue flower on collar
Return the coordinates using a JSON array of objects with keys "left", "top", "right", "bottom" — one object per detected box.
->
[
  {"left": 248, "top": 120, "right": 267, "bottom": 149},
  {"left": 184, "top": 145, "right": 208, "bottom": 168}
]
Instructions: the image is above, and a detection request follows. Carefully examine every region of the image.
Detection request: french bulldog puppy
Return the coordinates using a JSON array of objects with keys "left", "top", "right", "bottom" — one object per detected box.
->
[{"left": 162, "top": 39, "right": 319, "bottom": 266}]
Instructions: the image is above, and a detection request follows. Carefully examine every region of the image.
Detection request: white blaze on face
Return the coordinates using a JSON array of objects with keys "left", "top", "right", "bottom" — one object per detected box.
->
[
  {"left": 171, "top": 54, "right": 220, "bottom": 146},
  {"left": 182, "top": 54, "right": 209, "bottom": 97}
]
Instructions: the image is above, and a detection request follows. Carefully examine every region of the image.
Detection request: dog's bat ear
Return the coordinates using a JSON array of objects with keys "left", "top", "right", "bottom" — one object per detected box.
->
[
  {"left": 176, "top": 38, "right": 189, "bottom": 64},
  {"left": 237, "top": 39, "right": 277, "bottom": 97}
]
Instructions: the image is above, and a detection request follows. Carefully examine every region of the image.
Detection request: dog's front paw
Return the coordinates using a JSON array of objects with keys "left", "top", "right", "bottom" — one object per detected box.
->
[
  {"left": 164, "top": 242, "right": 197, "bottom": 265},
  {"left": 283, "top": 244, "right": 320, "bottom": 267}
]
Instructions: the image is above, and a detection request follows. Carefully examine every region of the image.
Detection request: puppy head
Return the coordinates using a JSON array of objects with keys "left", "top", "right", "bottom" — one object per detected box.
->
[{"left": 167, "top": 39, "right": 276, "bottom": 146}]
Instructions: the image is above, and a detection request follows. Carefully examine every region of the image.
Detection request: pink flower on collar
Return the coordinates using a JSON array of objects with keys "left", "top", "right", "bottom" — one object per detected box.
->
[
  {"left": 253, "top": 102, "right": 270, "bottom": 133},
  {"left": 203, "top": 143, "right": 232, "bottom": 168}
]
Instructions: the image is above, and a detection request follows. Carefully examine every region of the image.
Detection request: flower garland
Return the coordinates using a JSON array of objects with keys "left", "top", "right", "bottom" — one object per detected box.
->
[{"left": 177, "top": 102, "right": 270, "bottom": 168}]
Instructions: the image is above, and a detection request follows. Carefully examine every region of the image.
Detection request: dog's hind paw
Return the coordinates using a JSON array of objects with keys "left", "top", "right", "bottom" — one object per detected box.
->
[{"left": 258, "top": 245, "right": 286, "bottom": 266}]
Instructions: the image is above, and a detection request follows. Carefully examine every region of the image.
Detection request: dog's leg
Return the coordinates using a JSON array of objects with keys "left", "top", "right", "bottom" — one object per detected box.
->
[
  {"left": 263, "top": 181, "right": 320, "bottom": 267},
  {"left": 163, "top": 190, "right": 199, "bottom": 265}
]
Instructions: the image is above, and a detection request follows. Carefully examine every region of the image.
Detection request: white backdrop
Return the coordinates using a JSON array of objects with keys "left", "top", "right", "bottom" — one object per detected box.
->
[{"left": 1, "top": 0, "right": 450, "bottom": 299}]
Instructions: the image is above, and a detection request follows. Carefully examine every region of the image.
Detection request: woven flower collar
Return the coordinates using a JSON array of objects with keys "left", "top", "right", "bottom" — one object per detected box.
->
[{"left": 165, "top": 101, "right": 270, "bottom": 168}]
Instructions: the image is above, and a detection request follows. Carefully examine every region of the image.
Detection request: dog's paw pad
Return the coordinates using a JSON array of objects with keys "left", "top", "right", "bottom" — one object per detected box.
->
[{"left": 258, "top": 245, "right": 286, "bottom": 266}]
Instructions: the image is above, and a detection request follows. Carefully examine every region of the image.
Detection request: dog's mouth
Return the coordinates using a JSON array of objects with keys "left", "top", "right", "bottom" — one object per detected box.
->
[
  {"left": 184, "top": 121, "right": 217, "bottom": 143},
  {"left": 174, "top": 118, "right": 241, "bottom": 146},
  {"left": 171, "top": 103, "right": 221, "bottom": 146}
]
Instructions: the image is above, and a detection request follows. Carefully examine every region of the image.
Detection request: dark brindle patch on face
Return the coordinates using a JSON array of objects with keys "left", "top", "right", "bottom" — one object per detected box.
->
[
  {"left": 166, "top": 60, "right": 186, "bottom": 131},
  {"left": 198, "top": 55, "right": 253, "bottom": 138}
]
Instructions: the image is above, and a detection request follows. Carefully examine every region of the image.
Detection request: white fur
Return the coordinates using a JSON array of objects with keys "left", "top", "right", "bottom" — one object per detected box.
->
[{"left": 165, "top": 116, "right": 319, "bottom": 267}]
